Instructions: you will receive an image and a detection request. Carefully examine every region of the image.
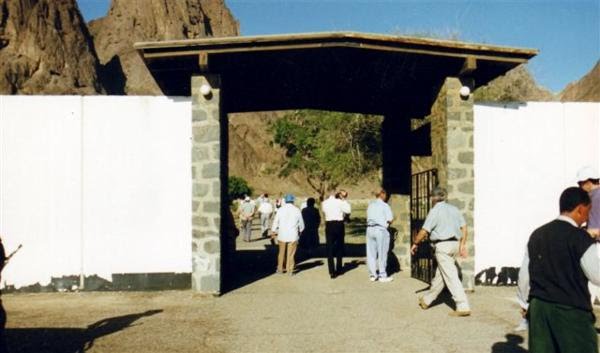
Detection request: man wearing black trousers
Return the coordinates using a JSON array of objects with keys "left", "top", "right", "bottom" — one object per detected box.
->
[
  {"left": 517, "top": 187, "right": 599, "bottom": 353},
  {"left": 322, "top": 190, "right": 351, "bottom": 279}
]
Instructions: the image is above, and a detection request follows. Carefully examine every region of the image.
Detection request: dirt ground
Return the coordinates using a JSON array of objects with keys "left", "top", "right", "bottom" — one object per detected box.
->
[
  {"left": 4, "top": 220, "right": 600, "bottom": 353},
  {"left": 5, "top": 246, "right": 599, "bottom": 353}
]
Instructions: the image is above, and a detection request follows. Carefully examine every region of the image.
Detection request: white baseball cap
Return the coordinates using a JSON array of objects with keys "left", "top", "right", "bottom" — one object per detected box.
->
[{"left": 576, "top": 166, "right": 600, "bottom": 182}]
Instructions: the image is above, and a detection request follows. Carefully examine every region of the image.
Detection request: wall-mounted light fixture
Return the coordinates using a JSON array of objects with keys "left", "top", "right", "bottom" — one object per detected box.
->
[
  {"left": 459, "top": 85, "right": 471, "bottom": 98},
  {"left": 200, "top": 83, "right": 212, "bottom": 97}
]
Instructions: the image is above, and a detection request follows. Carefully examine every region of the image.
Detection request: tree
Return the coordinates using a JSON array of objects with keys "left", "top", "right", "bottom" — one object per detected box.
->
[
  {"left": 270, "top": 110, "right": 382, "bottom": 200},
  {"left": 228, "top": 176, "right": 253, "bottom": 201}
]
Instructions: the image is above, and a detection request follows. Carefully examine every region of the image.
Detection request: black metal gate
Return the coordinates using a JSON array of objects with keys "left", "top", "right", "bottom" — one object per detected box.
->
[{"left": 410, "top": 169, "right": 438, "bottom": 283}]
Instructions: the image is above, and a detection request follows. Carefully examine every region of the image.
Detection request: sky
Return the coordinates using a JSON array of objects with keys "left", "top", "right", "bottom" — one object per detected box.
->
[{"left": 77, "top": 0, "right": 599, "bottom": 93}]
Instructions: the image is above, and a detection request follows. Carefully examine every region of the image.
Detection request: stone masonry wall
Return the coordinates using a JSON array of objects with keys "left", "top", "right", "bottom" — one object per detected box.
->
[
  {"left": 389, "top": 194, "right": 411, "bottom": 271},
  {"left": 424, "top": 77, "right": 475, "bottom": 290},
  {"left": 191, "top": 75, "right": 223, "bottom": 294}
]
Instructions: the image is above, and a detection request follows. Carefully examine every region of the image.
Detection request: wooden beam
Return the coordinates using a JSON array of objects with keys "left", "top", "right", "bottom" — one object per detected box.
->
[
  {"left": 460, "top": 56, "right": 477, "bottom": 76},
  {"left": 198, "top": 52, "right": 209, "bottom": 72},
  {"left": 141, "top": 43, "right": 530, "bottom": 64}
]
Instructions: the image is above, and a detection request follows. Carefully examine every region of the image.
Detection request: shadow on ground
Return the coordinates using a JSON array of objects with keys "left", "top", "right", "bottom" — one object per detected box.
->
[
  {"left": 224, "top": 241, "right": 402, "bottom": 293},
  {"left": 490, "top": 334, "right": 528, "bottom": 353},
  {"left": 6, "top": 309, "right": 162, "bottom": 353}
]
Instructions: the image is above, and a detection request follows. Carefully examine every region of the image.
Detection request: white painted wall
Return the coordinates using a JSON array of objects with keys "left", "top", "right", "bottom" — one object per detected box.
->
[
  {"left": 474, "top": 102, "right": 600, "bottom": 274},
  {"left": 0, "top": 96, "right": 192, "bottom": 288},
  {"left": 1, "top": 97, "right": 597, "bottom": 288}
]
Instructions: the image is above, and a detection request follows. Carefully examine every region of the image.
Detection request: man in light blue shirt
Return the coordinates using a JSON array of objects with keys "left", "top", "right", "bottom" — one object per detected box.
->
[
  {"left": 366, "top": 189, "right": 394, "bottom": 282},
  {"left": 411, "top": 187, "right": 471, "bottom": 316}
]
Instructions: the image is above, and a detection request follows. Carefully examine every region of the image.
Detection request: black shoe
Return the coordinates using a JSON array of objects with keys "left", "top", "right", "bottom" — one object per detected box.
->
[{"left": 329, "top": 273, "right": 336, "bottom": 279}]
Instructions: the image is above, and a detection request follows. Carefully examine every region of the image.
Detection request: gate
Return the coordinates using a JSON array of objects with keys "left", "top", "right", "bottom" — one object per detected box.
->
[{"left": 410, "top": 169, "right": 438, "bottom": 283}]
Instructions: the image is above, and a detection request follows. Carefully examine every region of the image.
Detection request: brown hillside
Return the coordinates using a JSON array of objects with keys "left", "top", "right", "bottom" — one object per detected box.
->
[
  {"left": 0, "top": 0, "right": 104, "bottom": 94},
  {"left": 473, "top": 64, "right": 556, "bottom": 102},
  {"left": 560, "top": 60, "right": 600, "bottom": 102},
  {"left": 88, "top": 0, "right": 239, "bottom": 95},
  {"left": 228, "top": 112, "right": 380, "bottom": 199}
]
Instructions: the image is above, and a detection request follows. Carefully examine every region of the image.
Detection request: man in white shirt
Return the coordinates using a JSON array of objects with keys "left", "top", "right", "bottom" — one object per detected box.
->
[
  {"left": 321, "top": 190, "right": 351, "bottom": 279},
  {"left": 257, "top": 193, "right": 274, "bottom": 238},
  {"left": 271, "top": 194, "right": 305, "bottom": 276}
]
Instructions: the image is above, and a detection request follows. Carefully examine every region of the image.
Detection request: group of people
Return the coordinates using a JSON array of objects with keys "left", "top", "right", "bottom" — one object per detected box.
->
[
  {"left": 238, "top": 164, "right": 600, "bottom": 352},
  {"left": 266, "top": 190, "right": 352, "bottom": 278}
]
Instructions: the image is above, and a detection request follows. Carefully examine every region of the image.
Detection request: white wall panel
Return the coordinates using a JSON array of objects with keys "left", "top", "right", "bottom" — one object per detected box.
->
[
  {"left": 474, "top": 102, "right": 600, "bottom": 274},
  {"left": 81, "top": 96, "right": 192, "bottom": 279},
  {"left": 0, "top": 96, "right": 192, "bottom": 288},
  {"left": 0, "top": 96, "right": 83, "bottom": 287}
]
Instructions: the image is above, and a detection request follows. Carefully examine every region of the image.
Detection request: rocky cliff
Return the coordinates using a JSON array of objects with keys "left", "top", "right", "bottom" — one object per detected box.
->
[
  {"left": 473, "top": 65, "right": 556, "bottom": 102},
  {"left": 560, "top": 60, "right": 600, "bottom": 102},
  {"left": 0, "top": 0, "right": 103, "bottom": 94},
  {"left": 88, "top": 0, "right": 239, "bottom": 94}
]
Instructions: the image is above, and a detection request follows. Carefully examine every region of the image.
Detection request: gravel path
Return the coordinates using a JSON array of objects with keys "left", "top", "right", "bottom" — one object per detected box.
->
[{"left": 3, "top": 240, "right": 599, "bottom": 353}]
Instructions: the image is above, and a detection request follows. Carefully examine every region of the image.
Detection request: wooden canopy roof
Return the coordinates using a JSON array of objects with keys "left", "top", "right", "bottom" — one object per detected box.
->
[{"left": 135, "top": 32, "right": 537, "bottom": 117}]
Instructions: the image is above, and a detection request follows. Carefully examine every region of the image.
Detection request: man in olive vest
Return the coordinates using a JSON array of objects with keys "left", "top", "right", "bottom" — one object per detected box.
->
[{"left": 517, "top": 187, "right": 599, "bottom": 353}]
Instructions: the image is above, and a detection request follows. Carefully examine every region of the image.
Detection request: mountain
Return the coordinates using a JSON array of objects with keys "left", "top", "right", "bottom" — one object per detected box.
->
[
  {"left": 0, "top": 0, "right": 104, "bottom": 94},
  {"left": 473, "top": 64, "right": 556, "bottom": 102},
  {"left": 560, "top": 61, "right": 600, "bottom": 102},
  {"left": 88, "top": 0, "right": 239, "bottom": 95}
]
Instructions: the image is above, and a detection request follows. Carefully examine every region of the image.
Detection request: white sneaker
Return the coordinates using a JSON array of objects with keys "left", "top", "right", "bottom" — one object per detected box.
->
[
  {"left": 379, "top": 277, "right": 394, "bottom": 283},
  {"left": 513, "top": 318, "right": 528, "bottom": 332},
  {"left": 369, "top": 276, "right": 377, "bottom": 282}
]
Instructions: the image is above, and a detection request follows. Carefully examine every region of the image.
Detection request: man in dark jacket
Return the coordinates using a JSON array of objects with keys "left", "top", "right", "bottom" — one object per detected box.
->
[{"left": 517, "top": 187, "right": 599, "bottom": 353}]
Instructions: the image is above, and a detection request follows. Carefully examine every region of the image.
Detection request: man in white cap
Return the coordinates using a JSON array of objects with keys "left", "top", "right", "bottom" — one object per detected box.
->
[
  {"left": 577, "top": 166, "right": 600, "bottom": 237},
  {"left": 271, "top": 194, "right": 304, "bottom": 275},
  {"left": 577, "top": 166, "right": 600, "bottom": 305}
]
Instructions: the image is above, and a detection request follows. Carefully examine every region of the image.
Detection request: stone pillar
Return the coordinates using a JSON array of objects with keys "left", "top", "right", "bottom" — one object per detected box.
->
[
  {"left": 388, "top": 194, "right": 411, "bottom": 271},
  {"left": 191, "top": 75, "right": 224, "bottom": 294},
  {"left": 428, "top": 77, "right": 475, "bottom": 290}
]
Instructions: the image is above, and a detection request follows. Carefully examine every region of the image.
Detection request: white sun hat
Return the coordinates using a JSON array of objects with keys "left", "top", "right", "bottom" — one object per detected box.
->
[{"left": 576, "top": 166, "right": 600, "bottom": 182}]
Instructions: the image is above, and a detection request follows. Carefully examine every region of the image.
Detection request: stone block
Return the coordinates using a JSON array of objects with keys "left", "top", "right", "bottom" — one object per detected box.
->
[
  {"left": 448, "top": 130, "right": 468, "bottom": 150},
  {"left": 448, "top": 112, "right": 461, "bottom": 121},
  {"left": 204, "top": 240, "right": 220, "bottom": 254},
  {"left": 193, "top": 125, "right": 220, "bottom": 143},
  {"left": 193, "top": 229, "right": 205, "bottom": 239},
  {"left": 193, "top": 216, "right": 210, "bottom": 227},
  {"left": 448, "top": 168, "right": 466, "bottom": 179},
  {"left": 213, "top": 181, "right": 221, "bottom": 197},
  {"left": 192, "top": 145, "right": 210, "bottom": 162},
  {"left": 200, "top": 275, "right": 220, "bottom": 293},
  {"left": 448, "top": 198, "right": 465, "bottom": 210},
  {"left": 458, "top": 151, "right": 474, "bottom": 164},
  {"left": 202, "top": 162, "right": 220, "bottom": 178},
  {"left": 458, "top": 180, "right": 474, "bottom": 194},
  {"left": 212, "top": 216, "right": 221, "bottom": 229},
  {"left": 203, "top": 201, "right": 220, "bottom": 213},
  {"left": 193, "top": 183, "right": 209, "bottom": 197},
  {"left": 192, "top": 108, "right": 208, "bottom": 122},
  {"left": 212, "top": 143, "right": 221, "bottom": 159}
]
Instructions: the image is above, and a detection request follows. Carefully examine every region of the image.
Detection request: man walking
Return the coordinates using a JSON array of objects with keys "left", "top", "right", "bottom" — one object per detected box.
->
[
  {"left": 517, "top": 187, "right": 599, "bottom": 353},
  {"left": 322, "top": 190, "right": 351, "bottom": 279},
  {"left": 257, "top": 193, "right": 274, "bottom": 238},
  {"left": 411, "top": 187, "right": 471, "bottom": 316},
  {"left": 271, "top": 194, "right": 304, "bottom": 276},
  {"left": 366, "top": 189, "right": 394, "bottom": 282},
  {"left": 239, "top": 196, "right": 255, "bottom": 242}
]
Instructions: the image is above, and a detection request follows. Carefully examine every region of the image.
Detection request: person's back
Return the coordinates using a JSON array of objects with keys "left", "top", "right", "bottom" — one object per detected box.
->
[
  {"left": 519, "top": 187, "right": 599, "bottom": 353},
  {"left": 528, "top": 219, "right": 595, "bottom": 311},
  {"left": 424, "top": 201, "right": 464, "bottom": 241}
]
